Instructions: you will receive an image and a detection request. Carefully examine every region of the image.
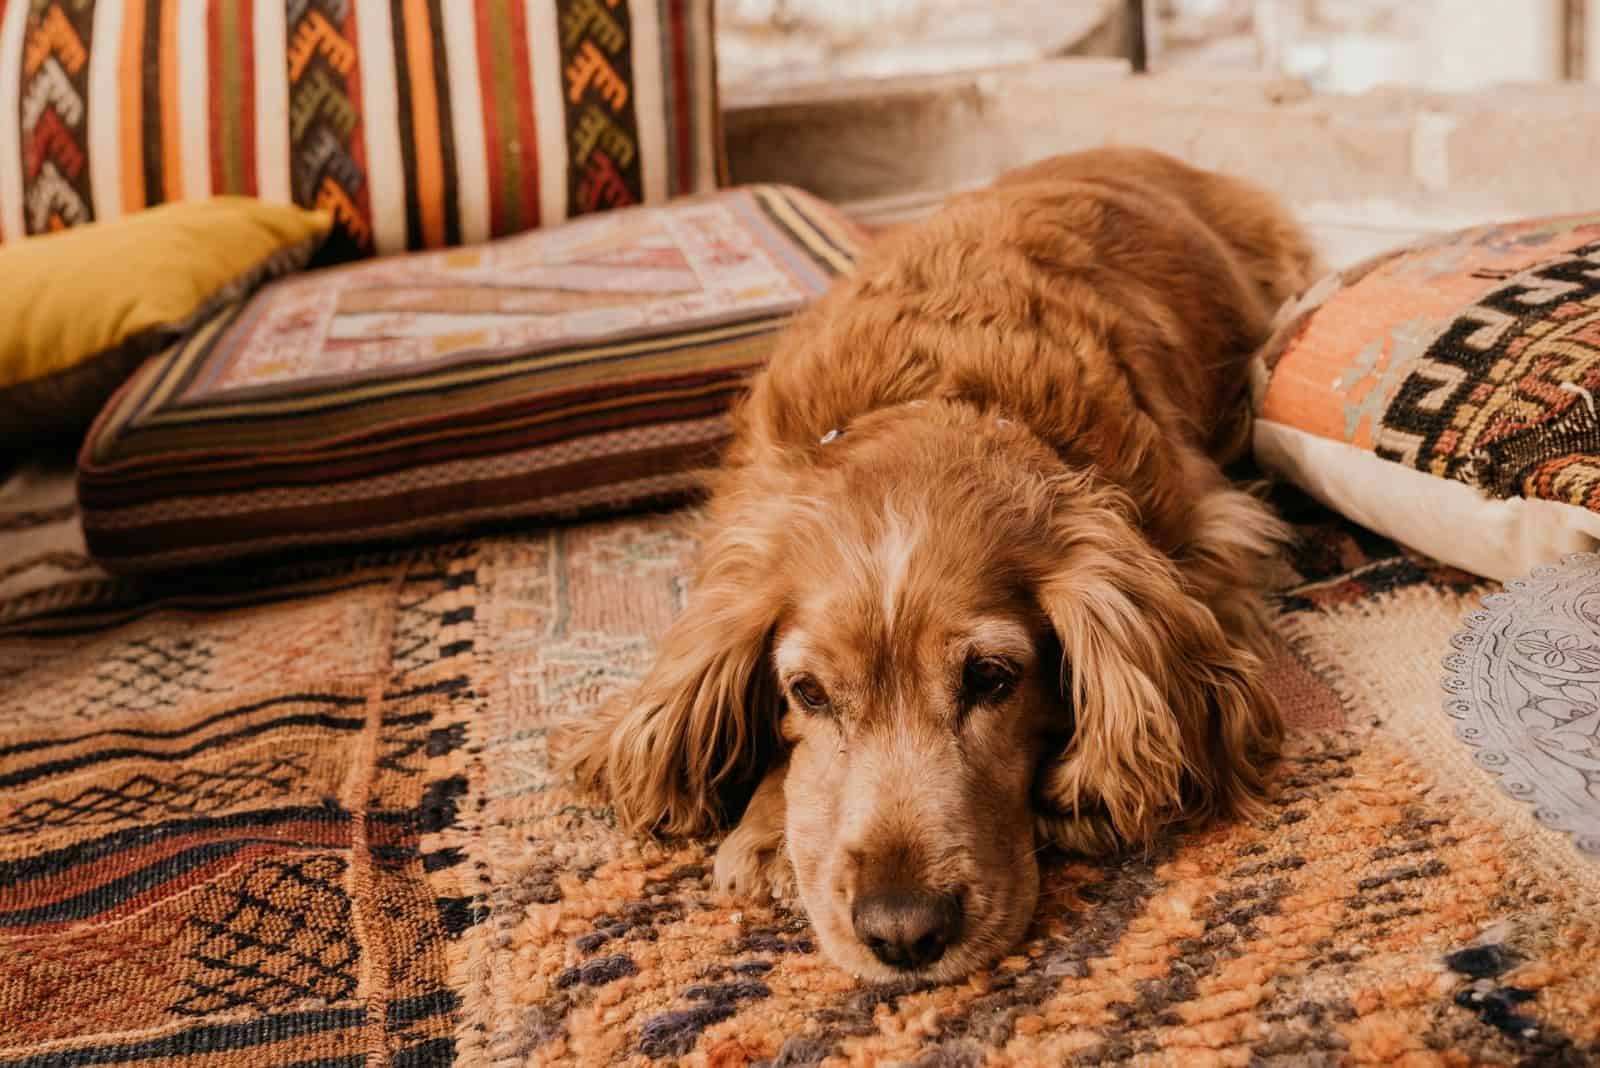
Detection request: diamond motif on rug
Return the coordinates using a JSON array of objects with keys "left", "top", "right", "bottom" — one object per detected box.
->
[
  {"left": 0, "top": 753, "right": 310, "bottom": 834},
  {"left": 171, "top": 854, "right": 360, "bottom": 1016},
  {"left": 80, "top": 635, "right": 222, "bottom": 716}
]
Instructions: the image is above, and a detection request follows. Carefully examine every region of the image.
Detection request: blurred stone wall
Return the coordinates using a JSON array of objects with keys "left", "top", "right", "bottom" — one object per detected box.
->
[
  {"left": 714, "top": 0, "right": 1122, "bottom": 96},
  {"left": 1165, "top": 0, "right": 1570, "bottom": 93},
  {"left": 716, "top": 0, "right": 1579, "bottom": 98}
]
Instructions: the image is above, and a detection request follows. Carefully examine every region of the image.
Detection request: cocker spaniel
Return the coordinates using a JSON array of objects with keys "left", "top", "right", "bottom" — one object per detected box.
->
[{"left": 560, "top": 147, "right": 1322, "bottom": 981}]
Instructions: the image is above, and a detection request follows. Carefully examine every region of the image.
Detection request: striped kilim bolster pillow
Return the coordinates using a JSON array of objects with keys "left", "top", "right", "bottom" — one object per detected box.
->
[
  {"left": 0, "top": 0, "right": 722, "bottom": 254},
  {"left": 77, "top": 184, "right": 865, "bottom": 572}
]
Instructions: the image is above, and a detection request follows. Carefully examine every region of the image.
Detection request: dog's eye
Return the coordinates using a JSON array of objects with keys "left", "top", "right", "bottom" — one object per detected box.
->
[
  {"left": 962, "top": 656, "right": 1018, "bottom": 706},
  {"left": 789, "top": 675, "right": 832, "bottom": 714}
]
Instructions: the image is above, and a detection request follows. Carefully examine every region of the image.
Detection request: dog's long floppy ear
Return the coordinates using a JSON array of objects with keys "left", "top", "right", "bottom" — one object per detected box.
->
[
  {"left": 1031, "top": 483, "right": 1281, "bottom": 854},
  {"left": 558, "top": 495, "right": 787, "bottom": 837}
]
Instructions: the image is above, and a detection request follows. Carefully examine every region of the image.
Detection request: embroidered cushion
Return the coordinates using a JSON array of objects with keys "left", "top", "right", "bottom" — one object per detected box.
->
[
  {"left": 77, "top": 185, "right": 864, "bottom": 572},
  {"left": 0, "top": 0, "right": 722, "bottom": 255},
  {"left": 1252, "top": 212, "right": 1600, "bottom": 581}
]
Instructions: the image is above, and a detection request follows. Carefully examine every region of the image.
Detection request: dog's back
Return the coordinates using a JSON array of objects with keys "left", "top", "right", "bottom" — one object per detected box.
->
[
  {"left": 731, "top": 148, "right": 1319, "bottom": 495},
  {"left": 995, "top": 147, "right": 1323, "bottom": 319}
]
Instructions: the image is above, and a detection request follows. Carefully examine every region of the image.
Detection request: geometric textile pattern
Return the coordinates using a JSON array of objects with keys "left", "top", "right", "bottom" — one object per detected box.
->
[
  {"left": 7, "top": 462, "right": 1600, "bottom": 1063},
  {"left": 0, "top": 585, "right": 389, "bottom": 729},
  {"left": 0, "top": 0, "right": 721, "bottom": 254},
  {"left": 13, "top": 1, "right": 94, "bottom": 233},
  {"left": 71, "top": 634, "right": 221, "bottom": 715},
  {"left": 1252, "top": 212, "right": 1600, "bottom": 581},
  {"left": 171, "top": 854, "right": 359, "bottom": 1016},
  {"left": 0, "top": 494, "right": 470, "bottom": 1062},
  {"left": 1379, "top": 240, "right": 1600, "bottom": 504},
  {"left": 0, "top": 752, "right": 310, "bottom": 834},
  {"left": 76, "top": 185, "right": 863, "bottom": 572}
]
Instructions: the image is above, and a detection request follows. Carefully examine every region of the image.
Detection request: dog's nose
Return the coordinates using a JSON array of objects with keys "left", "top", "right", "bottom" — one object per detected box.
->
[{"left": 851, "top": 887, "right": 963, "bottom": 970}]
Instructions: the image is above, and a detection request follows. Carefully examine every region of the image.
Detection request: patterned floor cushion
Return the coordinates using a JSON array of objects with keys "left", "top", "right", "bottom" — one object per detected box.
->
[
  {"left": 76, "top": 184, "right": 863, "bottom": 573},
  {"left": 1252, "top": 212, "right": 1600, "bottom": 581},
  {"left": 0, "top": 1, "right": 722, "bottom": 255}
]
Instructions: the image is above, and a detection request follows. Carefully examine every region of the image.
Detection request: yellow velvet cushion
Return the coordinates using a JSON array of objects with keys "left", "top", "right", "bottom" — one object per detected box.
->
[{"left": 0, "top": 198, "right": 331, "bottom": 447}]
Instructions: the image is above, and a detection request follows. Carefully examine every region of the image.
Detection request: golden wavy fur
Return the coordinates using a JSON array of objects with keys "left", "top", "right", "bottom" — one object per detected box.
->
[{"left": 558, "top": 147, "right": 1323, "bottom": 981}]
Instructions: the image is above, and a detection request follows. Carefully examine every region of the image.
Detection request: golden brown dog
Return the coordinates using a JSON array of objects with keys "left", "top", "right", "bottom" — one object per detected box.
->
[{"left": 560, "top": 147, "right": 1322, "bottom": 981}]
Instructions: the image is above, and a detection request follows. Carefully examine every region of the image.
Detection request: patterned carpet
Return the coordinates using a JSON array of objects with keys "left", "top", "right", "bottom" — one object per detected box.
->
[{"left": 2, "top": 463, "right": 1599, "bottom": 1067}]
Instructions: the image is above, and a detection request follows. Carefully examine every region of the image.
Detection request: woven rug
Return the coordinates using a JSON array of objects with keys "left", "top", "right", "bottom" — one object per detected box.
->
[{"left": 2, "top": 463, "right": 1599, "bottom": 1067}]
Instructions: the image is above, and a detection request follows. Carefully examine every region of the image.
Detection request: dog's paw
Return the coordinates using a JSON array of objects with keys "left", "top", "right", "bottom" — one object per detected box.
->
[{"left": 712, "top": 828, "right": 794, "bottom": 903}]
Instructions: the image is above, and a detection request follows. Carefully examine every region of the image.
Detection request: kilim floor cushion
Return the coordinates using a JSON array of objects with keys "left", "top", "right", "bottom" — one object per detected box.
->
[
  {"left": 1252, "top": 212, "right": 1600, "bottom": 583},
  {"left": 0, "top": 1, "right": 723, "bottom": 255},
  {"left": 75, "top": 185, "right": 862, "bottom": 574},
  {"left": 2, "top": 463, "right": 1599, "bottom": 1066}
]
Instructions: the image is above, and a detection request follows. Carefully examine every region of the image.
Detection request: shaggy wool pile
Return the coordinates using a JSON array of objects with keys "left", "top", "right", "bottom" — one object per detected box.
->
[{"left": 1, "top": 465, "right": 1598, "bottom": 1067}]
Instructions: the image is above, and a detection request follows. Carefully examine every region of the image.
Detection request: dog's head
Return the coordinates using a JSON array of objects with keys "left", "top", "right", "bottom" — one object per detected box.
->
[{"left": 572, "top": 402, "right": 1277, "bottom": 981}]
